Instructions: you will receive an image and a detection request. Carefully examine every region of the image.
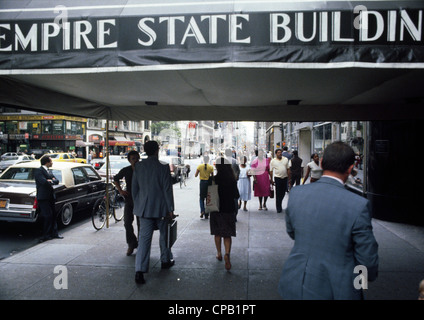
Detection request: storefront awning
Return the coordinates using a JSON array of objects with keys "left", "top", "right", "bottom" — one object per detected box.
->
[
  {"left": 0, "top": 0, "right": 423, "bottom": 121},
  {"left": 75, "top": 140, "right": 87, "bottom": 147},
  {"left": 100, "top": 140, "right": 135, "bottom": 147}
]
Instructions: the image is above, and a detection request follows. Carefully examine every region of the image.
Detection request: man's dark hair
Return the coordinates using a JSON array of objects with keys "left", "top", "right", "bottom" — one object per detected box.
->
[
  {"left": 144, "top": 140, "right": 159, "bottom": 156},
  {"left": 321, "top": 141, "right": 355, "bottom": 174},
  {"left": 40, "top": 155, "right": 51, "bottom": 166},
  {"left": 282, "top": 146, "right": 288, "bottom": 151},
  {"left": 127, "top": 150, "right": 140, "bottom": 160},
  {"left": 275, "top": 148, "right": 282, "bottom": 154}
]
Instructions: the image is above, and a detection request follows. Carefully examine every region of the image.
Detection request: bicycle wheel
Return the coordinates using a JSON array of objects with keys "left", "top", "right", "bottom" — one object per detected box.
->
[
  {"left": 180, "top": 172, "right": 186, "bottom": 188},
  {"left": 113, "top": 194, "right": 125, "bottom": 221},
  {"left": 92, "top": 198, "right": 106, "bottom": 230}
]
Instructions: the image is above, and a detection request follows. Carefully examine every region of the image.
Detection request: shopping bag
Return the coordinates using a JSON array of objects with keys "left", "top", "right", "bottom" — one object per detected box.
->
[
  {"left": 269, "top": 185, "right": 274, "bottom": 198},
  {"left": 205, "top": 182, "right": 219, "bottom": 213}
]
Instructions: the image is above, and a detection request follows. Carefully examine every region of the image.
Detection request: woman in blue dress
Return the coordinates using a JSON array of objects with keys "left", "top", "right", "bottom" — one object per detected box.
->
[{"left": 237, "top": 156, "right": 251, "bottom": 211}]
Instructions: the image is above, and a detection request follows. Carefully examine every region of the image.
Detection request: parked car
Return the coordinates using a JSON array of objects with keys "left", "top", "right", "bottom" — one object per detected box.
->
[
  {"left": 0, "top": 155, "right": 33, "bottom": 172},
  {"left": 0, "top": 161, "right": 107, "bottom": 226},
  {"left": 1, "top": 152, "right": 26, "bottom": 161},
  {"left": 91, "top": 155, "right": 126, "bottom": 170},
  {"left": 46, "top": 153, "right": 87, "bottom": 164},
  {"left": 97, "top": 158, "right": 132, "bottom": 179}
]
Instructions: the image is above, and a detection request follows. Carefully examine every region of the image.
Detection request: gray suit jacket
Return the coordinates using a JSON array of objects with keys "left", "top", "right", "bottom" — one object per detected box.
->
[
  {"left": 278, "top": 176, "right": 378, "bottom": 300},
  {"left": 132, "top": 156, "right": 174, "bottom": 218}
]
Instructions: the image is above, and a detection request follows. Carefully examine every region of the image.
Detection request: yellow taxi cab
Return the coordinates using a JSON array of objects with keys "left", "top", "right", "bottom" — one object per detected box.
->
[{"left": 46, "top": 153, "right": 87, "bottom": 164}]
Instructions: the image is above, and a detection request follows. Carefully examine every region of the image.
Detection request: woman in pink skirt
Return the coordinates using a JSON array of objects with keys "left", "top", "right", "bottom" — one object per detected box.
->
[{"left": 251, "top": 149, "right": 272, "bottom": 210}]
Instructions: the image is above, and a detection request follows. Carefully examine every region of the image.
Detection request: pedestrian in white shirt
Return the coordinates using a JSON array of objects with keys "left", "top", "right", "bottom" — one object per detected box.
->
[{"left": 270, "top": 149, "right": 290, "bottom": 213}]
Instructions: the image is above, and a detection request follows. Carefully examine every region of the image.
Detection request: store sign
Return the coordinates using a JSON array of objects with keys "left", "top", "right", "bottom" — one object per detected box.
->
[
  {"left": 8, "top": 134, "right": 26, "bottom": 140},
  {"left": 31, "top": 134, "right": 83, "bottom": 140}
]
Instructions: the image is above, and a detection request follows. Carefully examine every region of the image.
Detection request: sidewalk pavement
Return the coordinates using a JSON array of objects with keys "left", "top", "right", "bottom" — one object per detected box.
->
[{"left": 1, "top": 173, "right": 423, "bottom": 301}]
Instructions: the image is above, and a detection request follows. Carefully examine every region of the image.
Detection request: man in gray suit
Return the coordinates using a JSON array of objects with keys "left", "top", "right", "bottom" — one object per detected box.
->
[
  {"left": 132, "top": 141, "right": 175, "bottom": 284},
  {"left": 278, "top": 141, "right": 378, "bottom": 299}
]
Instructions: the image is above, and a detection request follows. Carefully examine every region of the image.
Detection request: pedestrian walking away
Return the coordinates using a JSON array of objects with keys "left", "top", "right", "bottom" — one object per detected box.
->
[
  {"left": 132, "top": 141, "right": 176, "bottom": 285},
  {"left": 282, "top": 146, "right": 292, "bottom": 160},
  {"left": 237, "top": 156, "right": 251, "bottom": 211},
  {"left": 278, "top": 141, "right": 379, "bottom": 300},
  {"left": 35, "top": 155, "right": 62, "bottom": 242},
  {"left": 225, "top": 148, "right": 240, "bottom": 219},
  {"left": 270, "top": 149, "right": 290, "bottom": 213},
  {"left": 195, "top": 155, "right": 214, "bottom": 219},
  {"left": 288, "top": 150, "right": 303, "bottom": 189},
  {"left": 210, "top": 157, "right": 240, "bottom": 271},
  {"left": 250, "top": 149, "right": 272, "bottom": 210},
  {"left": 113, "top": 150, "right": 141, "bottom": 256}
]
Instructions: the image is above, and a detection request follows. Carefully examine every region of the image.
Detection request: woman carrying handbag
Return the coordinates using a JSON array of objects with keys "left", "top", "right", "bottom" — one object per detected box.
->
[{"left": 210, "top": 157, "right": 240, "bottom": 271}]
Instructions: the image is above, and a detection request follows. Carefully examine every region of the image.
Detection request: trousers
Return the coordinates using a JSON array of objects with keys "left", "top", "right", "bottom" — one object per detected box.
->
[
  {"left": 38, "top": 198, "right": 58, "bottom": 239},
  {"left": 274, "top": 177, "right": 288, "bottom": 213},
  {"left": 123, "top": 198, "right": 139, "bottom": 247},
  {"left": 135, "top": 217, "right": 173, "bottom": 273}
]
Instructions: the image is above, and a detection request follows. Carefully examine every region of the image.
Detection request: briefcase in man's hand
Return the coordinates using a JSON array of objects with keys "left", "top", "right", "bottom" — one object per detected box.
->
[{"left": 166, "top": 219, "right": 177, "bottom": 249}]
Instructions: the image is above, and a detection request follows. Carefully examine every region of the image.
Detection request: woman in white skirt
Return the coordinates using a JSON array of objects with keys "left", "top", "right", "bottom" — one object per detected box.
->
[{"left": 237, "top": 156, "right": 251, "bottom": 211}]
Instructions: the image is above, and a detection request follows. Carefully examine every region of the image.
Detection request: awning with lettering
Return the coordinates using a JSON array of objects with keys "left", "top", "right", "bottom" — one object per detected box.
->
[
  {"left": 100, "top": 140, "right": 135, "bottom": 147},
  {"left": 0, "top": 0, "right": 423, "bottom": 121}
]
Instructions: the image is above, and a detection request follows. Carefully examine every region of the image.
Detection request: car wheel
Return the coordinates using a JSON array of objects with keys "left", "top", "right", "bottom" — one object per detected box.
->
[{"left": 60, "top": 203, "right": 73, "bottom": 226}]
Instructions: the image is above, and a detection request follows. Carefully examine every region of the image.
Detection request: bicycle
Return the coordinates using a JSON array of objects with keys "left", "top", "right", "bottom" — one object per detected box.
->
[
  {"left": 178, "top": 165, "right": 186, "bottom": 188},
  {"left": 91, "top": 184, "right": 125, "bottom": 230}
]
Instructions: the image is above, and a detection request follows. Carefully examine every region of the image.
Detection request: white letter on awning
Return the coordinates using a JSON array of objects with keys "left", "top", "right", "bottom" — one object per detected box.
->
[{"left": 270, "top": 13, "right": 291, "bottom": 43}]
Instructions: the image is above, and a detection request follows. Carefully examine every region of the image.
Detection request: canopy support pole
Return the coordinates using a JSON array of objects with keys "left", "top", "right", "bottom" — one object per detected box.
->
[{"left": 105, "top": 119, "right": 110, "bottom": 228}]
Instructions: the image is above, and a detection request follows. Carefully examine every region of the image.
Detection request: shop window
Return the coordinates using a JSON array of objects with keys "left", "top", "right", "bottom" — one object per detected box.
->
[
  {"left": 52, "top": 120, "right": 64, "bottom": 135},
  {"left": 6, "top": 121, "right": 18, "bottom": 134},
  {"left": 42, "top": 120, "right": 52, "bottom": 134},
  {"left": 28, "top": 121, "right": 41, "bottom": 134},
  {"left": 313, "top": 122, "right": 332, "bottom": 155}
]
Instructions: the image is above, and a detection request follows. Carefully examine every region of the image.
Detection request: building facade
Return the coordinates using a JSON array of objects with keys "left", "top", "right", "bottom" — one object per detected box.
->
[{"left": 0, "top": 107, "right": 151, "bottom": 159}]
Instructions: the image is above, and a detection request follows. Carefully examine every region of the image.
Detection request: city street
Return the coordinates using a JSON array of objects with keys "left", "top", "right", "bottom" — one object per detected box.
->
[{"left": 0, "top": 156, "right": 424, "bottom": 302}]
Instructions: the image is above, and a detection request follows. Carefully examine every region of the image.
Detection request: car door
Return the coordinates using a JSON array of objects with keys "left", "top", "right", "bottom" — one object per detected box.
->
[
  {"left": 81, "top": 165, "right": 104, "bottom": 205},
  {"left": 71, "top": 167, "right": 91, "bottom": 210}
]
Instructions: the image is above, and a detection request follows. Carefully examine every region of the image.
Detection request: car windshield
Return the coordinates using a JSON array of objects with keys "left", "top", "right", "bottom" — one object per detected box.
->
[{"left": 0, "top": 167, "right": 63, "bottom": 183}]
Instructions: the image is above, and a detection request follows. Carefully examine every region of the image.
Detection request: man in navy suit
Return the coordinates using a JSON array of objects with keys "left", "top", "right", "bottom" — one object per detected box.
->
[
  {"left": 278, "top": 141, "right": 378, "bottom": 299},
  {"left": 35, "top": 155, "right": 62, "bottom": 242},
  {"left": 132, "top": 141, "right": 175, "bottom": 284}
]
